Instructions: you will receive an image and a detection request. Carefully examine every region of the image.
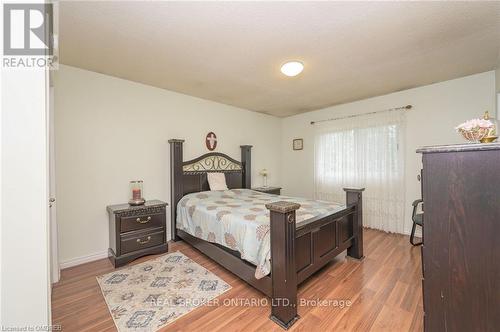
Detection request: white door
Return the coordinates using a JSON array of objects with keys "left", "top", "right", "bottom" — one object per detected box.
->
[{"left": 49, "top": 85, "right": 60, "bottom": 283}]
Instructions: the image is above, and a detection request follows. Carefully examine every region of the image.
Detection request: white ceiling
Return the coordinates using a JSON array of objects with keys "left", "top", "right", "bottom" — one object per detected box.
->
[{"left": 59, "top": 1, "right": 500, "bottom": 117}]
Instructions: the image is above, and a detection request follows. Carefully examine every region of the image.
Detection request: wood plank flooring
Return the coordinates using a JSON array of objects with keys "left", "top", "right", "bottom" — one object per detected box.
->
[{"left": 51, "top": 229, "right": 423, "bottom": 331}]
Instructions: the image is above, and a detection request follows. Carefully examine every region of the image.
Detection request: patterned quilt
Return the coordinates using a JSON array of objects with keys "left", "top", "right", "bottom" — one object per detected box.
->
[{"left": 177, "top": 189, "right": 345, "bottom": 279}]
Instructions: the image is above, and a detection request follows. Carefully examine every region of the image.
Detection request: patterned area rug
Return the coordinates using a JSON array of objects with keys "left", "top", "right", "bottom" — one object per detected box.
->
[{"left": 97, "top": 251, "right": 231, "bottom": 331}]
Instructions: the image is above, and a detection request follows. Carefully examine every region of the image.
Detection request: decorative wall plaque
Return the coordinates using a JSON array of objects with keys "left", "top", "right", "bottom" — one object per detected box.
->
[
  {"left": 206, "top": 132, "right": 217, "bottom": 151},
  {"left": 293, "top": 138, "right": 303, "bottom": 150}
]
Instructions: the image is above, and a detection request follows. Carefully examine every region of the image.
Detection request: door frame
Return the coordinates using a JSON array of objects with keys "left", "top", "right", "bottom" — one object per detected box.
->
[{"left": 49, "top": 85, "right": 60, "bottom": 283}]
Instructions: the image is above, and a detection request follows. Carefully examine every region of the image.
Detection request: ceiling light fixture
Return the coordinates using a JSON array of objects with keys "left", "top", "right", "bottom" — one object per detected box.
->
[{"left": 281, "top": 61, "right": 304, "bottom": 77}]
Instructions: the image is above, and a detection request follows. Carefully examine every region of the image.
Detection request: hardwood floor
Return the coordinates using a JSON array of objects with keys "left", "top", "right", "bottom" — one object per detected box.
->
[{"left": 52, "top": 229, "right": 423, "bottom": 331}]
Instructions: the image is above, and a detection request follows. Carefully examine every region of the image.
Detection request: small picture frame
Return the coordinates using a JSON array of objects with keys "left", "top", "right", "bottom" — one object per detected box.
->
[{"left": 293, "top": 138, "right": 303, "bottom": 150}]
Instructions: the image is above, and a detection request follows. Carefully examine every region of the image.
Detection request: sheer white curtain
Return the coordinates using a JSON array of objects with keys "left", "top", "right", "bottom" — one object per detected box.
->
[{"left": 314, "top": 111, "right": 406, "bottom": 233}]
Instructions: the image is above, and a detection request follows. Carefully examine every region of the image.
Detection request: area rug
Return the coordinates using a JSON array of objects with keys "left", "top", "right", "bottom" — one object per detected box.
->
[{"left": 97, "top": 251, "right": 231, "bottom": 331}]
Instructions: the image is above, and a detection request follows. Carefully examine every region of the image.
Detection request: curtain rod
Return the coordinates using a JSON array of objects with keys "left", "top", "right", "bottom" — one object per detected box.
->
[{"left": 310, "top": 104, "right": 412, "bottom": 125}]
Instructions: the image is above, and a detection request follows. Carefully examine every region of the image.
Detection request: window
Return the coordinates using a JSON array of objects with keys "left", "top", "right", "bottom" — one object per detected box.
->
[{"left": 314, "top": 112, "right": 405, "bottom": 233}]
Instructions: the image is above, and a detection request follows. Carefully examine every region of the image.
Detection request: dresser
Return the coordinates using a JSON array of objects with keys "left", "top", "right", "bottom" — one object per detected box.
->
[
  {"left": 107, "top": 200, "right": 168, "bottom": 267},
  {"left": 417, "top": 143, "right": 500, "bottom": 331}
]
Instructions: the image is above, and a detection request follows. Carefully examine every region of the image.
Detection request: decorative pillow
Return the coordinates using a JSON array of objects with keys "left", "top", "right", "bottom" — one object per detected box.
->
[{"left": 207, "top": 172, "right": 228, "bottom": 191}]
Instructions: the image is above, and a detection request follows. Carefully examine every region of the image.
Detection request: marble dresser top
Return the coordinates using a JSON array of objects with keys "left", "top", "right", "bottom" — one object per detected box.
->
[
  {"left": 417, "top": 142, "right": 500, "bottom": 154},
  {"left": 107, "top": 199, "right": 167, "bottom": 214}
]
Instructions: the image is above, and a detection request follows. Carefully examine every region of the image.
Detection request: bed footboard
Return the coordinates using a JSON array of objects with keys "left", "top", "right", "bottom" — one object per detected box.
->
[
  {"left": 265, "top": 201, "right": 301, "bottom": 329},
  {"left": 266, "top": 187, "right": 364, "bottom": 329}
]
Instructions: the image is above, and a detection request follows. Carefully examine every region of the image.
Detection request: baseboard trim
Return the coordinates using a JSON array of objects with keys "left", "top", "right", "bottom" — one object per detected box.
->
[{"left": 59, "top": 250, "right": 109, "bottom": 269}]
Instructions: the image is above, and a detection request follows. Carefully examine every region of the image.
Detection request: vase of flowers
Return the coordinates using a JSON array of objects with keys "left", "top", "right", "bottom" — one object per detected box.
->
[
  {"left": 455, "top": 116, "right": 494, "bottom": 143},
  {"left": 259, "top": 169, "right": 268, "bottom": 187}
]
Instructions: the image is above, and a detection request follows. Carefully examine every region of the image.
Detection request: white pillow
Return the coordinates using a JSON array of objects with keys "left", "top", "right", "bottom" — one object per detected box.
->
[{"left": 207, "top": 172, "right": 228, "bottom": 191}]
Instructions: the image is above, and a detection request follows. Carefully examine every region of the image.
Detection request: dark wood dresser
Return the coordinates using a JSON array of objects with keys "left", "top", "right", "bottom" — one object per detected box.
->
[
  {"left": 107, "top": 200, "right": 168, "bottom": 267},
  {"left": 252, "top": 186, "right": 282, "bottom": 195},
  {"left": 417, "top": 143, "right": 500, "bottom": 331}
]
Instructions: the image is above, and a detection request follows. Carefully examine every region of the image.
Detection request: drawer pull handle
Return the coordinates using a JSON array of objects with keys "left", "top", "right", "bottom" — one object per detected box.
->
[
  {"left": 136, "top": 216, "right": 152, "bottom": 224},
  {"left": 136, "top": 236, "right": 151, "bottom": 245}
]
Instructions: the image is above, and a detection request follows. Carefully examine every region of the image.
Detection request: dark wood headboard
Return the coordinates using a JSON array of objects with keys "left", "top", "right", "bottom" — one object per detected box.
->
[{"left": 168, "top": 139, "right": 252, "bottom": 240}]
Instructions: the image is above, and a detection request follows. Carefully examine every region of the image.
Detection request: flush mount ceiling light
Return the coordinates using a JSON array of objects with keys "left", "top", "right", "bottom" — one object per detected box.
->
[{"left": 280, "top": 61, "right": 304, "bottom": 77}]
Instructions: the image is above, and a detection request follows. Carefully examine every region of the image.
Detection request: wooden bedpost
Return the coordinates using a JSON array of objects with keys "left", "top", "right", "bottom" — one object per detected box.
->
[
  {"left": 344, "top": 187, "right": 365, "bottom": 260},
  {"left": 169, "top": 139, "right": 185, "bottom": 241},
  {"left": 265, "top": 201, "right": 300, "bottom": 329},
  {"left": 240, "top": 145, "right": 252, "bottom": 189}
]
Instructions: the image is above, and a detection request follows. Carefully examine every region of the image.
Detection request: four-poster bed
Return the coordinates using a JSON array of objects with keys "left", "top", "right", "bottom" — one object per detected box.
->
[{"left": 169, "top": 139, "right": 364, "bottom": 329}]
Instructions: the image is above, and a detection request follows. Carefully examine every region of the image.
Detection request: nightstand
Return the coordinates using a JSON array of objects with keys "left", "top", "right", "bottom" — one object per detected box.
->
[
  {"left": 107, "top": 200, "right": 168, "bottom": 267},
  {"left": 252, "top": 186, "right": 282, "bottom": 195}
]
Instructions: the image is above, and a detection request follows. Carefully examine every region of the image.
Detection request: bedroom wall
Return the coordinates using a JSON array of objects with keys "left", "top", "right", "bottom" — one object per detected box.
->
[
  {"left": 54, "top": 65, "right": 282, "bottom": 266},
  {"left": 496, "top": 63, "right": 500, "bottom": 93},
  {"left": 495, "top": 64, "right": 500, "bottom": 115},
  {"left": 280, "top": 71, "right": 496, "bottom": 235}
]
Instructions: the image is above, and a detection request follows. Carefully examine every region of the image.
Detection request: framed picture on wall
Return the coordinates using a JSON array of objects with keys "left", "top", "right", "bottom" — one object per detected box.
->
[{"left": 293, "top": 138, "right": 303, "bottom": 150}]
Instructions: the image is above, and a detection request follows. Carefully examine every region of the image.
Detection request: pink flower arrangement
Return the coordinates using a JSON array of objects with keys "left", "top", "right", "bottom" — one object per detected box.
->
[
  {"left": 455, "top": 118, "right": 493, "bottom": 131},
  {"left": 455, "top": 118, "right": 494, "bottom": 142}
]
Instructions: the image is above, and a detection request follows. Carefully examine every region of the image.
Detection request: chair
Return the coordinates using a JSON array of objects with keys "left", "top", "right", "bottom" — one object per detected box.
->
[{"left": 410, "top": 199, "right": 423, "bottom": 246}]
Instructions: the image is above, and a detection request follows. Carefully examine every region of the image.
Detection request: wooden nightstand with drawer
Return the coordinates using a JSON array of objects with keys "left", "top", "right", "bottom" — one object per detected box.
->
[
  {"left": 252, "top": 186, "right": 282, "bottom": 195},
  {"left": 107, "top": 200, "right": 168, "bottom": 267}
]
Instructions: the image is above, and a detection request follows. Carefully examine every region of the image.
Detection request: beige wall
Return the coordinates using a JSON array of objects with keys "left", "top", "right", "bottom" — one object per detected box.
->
[
  {"left": 495, "top": 63, "right": 500, "bottom": 116},
  {"left": 280, "top": 71, "right": 496, "bottom": 235},
  {"left": 496, "top": 67, "right": 500, "bottom": 93},
  {"left": 54, "top": 65, "right": 282, "bottom": 265}
]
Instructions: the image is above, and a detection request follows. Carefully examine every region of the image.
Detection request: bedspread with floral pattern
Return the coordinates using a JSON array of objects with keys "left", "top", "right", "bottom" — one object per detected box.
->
[{"left": 177, "top": 189, "right": 345, "bottom": 279}]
